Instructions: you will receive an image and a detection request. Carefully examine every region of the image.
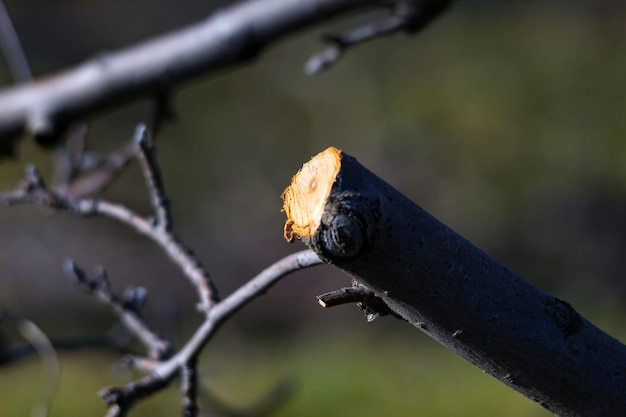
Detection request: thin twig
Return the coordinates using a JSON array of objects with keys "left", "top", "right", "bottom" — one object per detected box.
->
[
  {"left": 0, "top": 0, "right": 32, "bottom": 83},
  {"left": 99, "top": 373, "right": 170, "bottom": 417},
  {"left": 0, "top": 131, "right": 324, "bottom": 416},
  {"left": 0, "top": 126, "right": 220, "bottom": 312},
  {"left": 133, "top": 125, "right": 172, "bottom": 230},
  {"left": 0, "top": 310, "right": 60, "bottom": 417},
  {"left": 305, "top": 0, "right": 451, "bottom": 75},
  {"left": 63, "top": 261, "right": 171, "bottom": 361},
  {"left": 150, "top": 91, "right": 176, "bottom": 139},
  {"left": 52, "top": 94, "right": 173, "bottom": 199},
  {"left": 317, "top": 281, "right": 403, "bottom": 322},
  {"left": 316, "top": 285, "right": 371, "bottom": 308},
  {"left": 0, "top": 335, "right": 138, "bottom": 365},
  {"left": 98, "top": 250, "right": 322, "bottom": 416},
  {"left": 166, "top": 250, "right": 322, "bottom": 372},
  {"left": 181, "top": 358, "right": 199, "bottom": 417},
  {"left": 52, "top": 123, "right": 88, "bottom": 191},
  {"left": 53, "top": 123, "right": 138, "bottom": 198}
]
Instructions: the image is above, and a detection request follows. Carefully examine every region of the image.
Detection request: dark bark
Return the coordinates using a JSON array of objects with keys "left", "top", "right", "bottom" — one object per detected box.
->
[{"left": 282, "top": 147, "right": 626, "bottom": 417}]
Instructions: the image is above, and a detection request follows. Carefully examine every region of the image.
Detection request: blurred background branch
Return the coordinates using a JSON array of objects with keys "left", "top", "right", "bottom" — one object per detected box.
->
[
  {"left": 0, "top": 310, "right": 59, "bottom": 417},
  {"left": 0, "top": 0, "right": 451, "bottom": 156},
  {"left": 0, "top": 0, "right": 32, "bottom": 83}
]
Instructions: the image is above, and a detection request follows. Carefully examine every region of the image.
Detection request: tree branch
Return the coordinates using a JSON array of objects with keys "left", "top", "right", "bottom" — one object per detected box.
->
[
  {"left": 181, "top": 358, "right": 199, "bottom": 417},
  {"left": 0, "top": 0, "right": 32, "bottom": 83},
  {"left": 63, "top": 261, "right": 171, "bottom": 361},
  {"left": 0, "top": 126, "right": 323, "bottom": 415},
  {"left": 0, "top": 0, "right": 451, "bottom": 154},
  {"left": 316, "top": 281, "right": 403, "bottom": 322},
  {"left": 305, "top": 0, "right": 451, "bottom": 74},
  {"left": 282, "top": 147, "right": 626, "bottom": 417},
  {"left": 97, "top": 249, "right": 321, "bottom": 416},
  {"left": 0, "top": 310, "right": 59, "bottom": 417},
  {"left": 0, "top": 125, "right": 220, "bottom": 312},
  {"left": 52, "top": 123, "right": 138, "bottom": 198}
]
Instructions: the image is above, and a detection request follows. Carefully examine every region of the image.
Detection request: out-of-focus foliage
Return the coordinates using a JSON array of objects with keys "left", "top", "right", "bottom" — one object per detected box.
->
[
  {"left": 1, "top": 332, "right": 553, "bottom": 417},
  {"left": 0, "top": 0, "right": 624, "bottom": 416}
]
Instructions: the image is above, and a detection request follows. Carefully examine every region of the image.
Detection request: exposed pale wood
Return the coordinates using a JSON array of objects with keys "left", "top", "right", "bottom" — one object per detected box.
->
[
  {"left": 282, "top": 147, "right": 341, "bottom": 243},
  {"left": 282, "top": 147, "right": 626, "bottom": 417}
]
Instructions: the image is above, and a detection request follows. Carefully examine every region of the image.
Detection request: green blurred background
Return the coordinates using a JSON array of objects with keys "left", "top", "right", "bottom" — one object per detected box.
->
[{"left": 0, "top": 0, "right": 625, "bottom": 415}]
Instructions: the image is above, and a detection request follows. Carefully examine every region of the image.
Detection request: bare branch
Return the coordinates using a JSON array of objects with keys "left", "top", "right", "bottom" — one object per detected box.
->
[
  {"left": 161, "top": 250, "right": 321, "bottom": 376},
  {"left": 52, "top": 95, "right": 173, "bottom": 199},
  {"left": 53, "top": 123, "right": 138, "bottom": 198},
  {"left": 99, "top": 373, "right": 171, "bottom": 417},
  {"left": 316, "top": 284, "right": 371, "bottom": 308},
  {"left": 0, "top": 0, "right": 32, "bottom": 83},
  {"left": 0, "top": 335, "right": 137, "bottom": 365},
  {"left": 63, "top": 261, "right": 171, "bottom": 361},
  {"left": 0, "top": 310, "right": 60, "bottom": 417},
  {"left": 1, "top": 131, "right": 324, "bottom": 415},
  {"left": 133, "top": 125, "right": 172, "bottom": 230},
  {"left": 210, "top": 249, "right": 322, "bottom": 326},
  {"left": 149, "top": 92, "right": 176, "bottom": 139},
  {"left": 173, "top": 250, "right": 322, "bottom": 369},
  {"left": 97, "top": 250, "right": 322, "bottom": 416},
  {"left": 181, "top": 358, "right": 199, "bottom": 417},
  {"left": 305, "top": 0, "right": 451, "bottom": 74},
  {"left": 0, "top": 126, "right": 220, "bottom": 311},
  {"left": 0, "top": 0, "right": 452, "bottom": 153},
  {"left": 317, "top": 281, "right": 403, "bottom": 322}
]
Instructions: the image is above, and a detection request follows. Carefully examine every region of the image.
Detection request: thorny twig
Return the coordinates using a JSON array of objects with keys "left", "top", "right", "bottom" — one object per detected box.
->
[{"left": 0, "top": 124, "right": 323, "bottom": 416}]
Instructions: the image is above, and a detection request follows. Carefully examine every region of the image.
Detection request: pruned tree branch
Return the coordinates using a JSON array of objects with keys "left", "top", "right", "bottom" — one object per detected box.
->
[
  {"left": 282, "top": 147, "right": 626, "bottom": 417},
  {"left": 0, "top": 0, "right": 451, "bottom": 155}
]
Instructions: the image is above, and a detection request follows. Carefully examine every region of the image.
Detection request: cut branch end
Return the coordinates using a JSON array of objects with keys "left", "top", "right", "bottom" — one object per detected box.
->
[{"left": 281, "top": 147, "right": 341, "bottom": 242}]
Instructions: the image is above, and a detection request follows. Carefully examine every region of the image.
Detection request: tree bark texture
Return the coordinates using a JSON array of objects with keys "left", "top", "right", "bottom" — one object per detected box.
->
[{"left": 282, "top": 147, "right": 626, "bottom": 417}]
